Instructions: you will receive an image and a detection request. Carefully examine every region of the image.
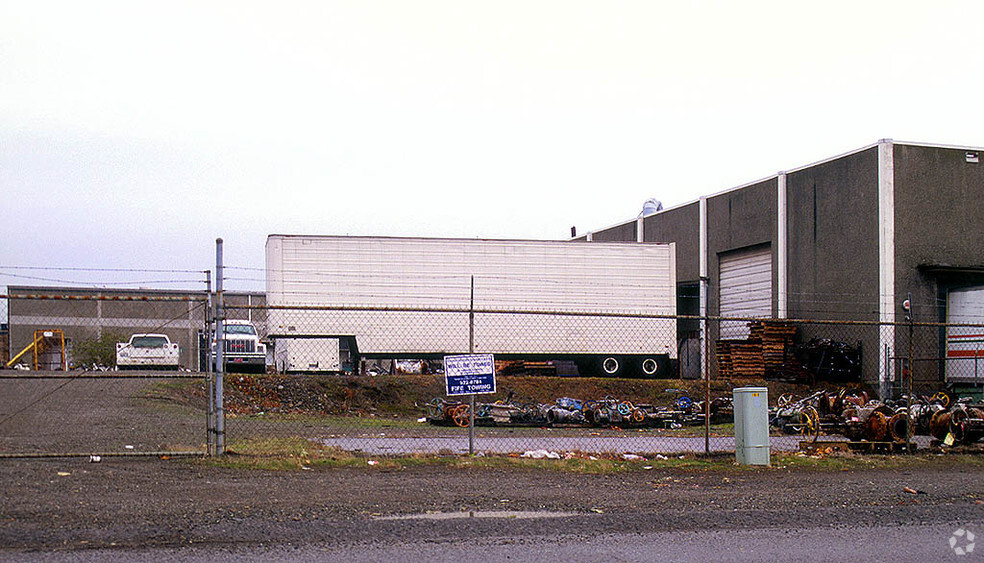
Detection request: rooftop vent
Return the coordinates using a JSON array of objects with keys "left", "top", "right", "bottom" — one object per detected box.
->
[{"left": 640, "top": 198, "right": 663, "bottom": 217}]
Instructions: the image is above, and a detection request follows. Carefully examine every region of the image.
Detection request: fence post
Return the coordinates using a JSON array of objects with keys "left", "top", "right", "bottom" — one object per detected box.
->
[
  {"left": 906, "top": 293, "right": 914, "bottom": 443},
  {"left": 205, "top": 270, "right": 215, "bottom": 456},
  {"left": 468, "top": 275, "right": 475, "bottom": 455},
  {"left": 214, "top": 238, "right": 225, "bottom": 455},
  {"left": 704, "top": 314, "right": 710, "bottom": 455}
]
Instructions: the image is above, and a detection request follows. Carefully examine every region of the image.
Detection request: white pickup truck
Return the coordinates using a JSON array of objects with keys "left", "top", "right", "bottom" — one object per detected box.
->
[{"left": 116, "top": 334, "right": 180, "bottom": 370}]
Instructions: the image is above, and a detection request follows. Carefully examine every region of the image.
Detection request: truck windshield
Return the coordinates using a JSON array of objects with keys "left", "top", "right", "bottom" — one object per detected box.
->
[
  {"left": 132, "top": 336, "right": 169, "bottom": 348},
  {"left": 224, "top": 324, "right": 257, "bottom": 335}
]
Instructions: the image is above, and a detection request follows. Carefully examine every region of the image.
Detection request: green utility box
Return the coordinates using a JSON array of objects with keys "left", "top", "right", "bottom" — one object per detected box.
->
[{"left": 734, "top": 387, "right": 770, "bottom": 466}]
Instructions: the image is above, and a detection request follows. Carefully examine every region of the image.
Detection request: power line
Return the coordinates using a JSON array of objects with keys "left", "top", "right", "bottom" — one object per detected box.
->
[
  {"left": 0, "top": 266, "right": 206, "bottom": 274},
  {"left": 0, "top": 271, "right": 207, "bottom": 288}
]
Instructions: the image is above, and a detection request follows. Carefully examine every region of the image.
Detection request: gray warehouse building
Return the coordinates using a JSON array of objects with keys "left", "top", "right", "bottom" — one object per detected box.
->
[
  {"left": 579, "top": 140, "right": 984, "bottom": 395},
  {"left": 6, "top": 286, "right": 266, "bottom": 370}
]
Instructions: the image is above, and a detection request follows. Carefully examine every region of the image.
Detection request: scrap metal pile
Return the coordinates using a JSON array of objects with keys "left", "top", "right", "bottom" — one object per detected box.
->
[
  {"left": 423, "top": 393, "right": 734, "bottom": 429},
  {"left": 772, "top": 389, "right": 984, "bottom": 447}
]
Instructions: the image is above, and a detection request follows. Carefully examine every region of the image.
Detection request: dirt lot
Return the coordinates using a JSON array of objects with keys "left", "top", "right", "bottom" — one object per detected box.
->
[
  {"left": 2, "top": 454, "right": 984, "bottom": 553},
  {"left": 0, "top": 372, "right": 813, "bottom": 457}
]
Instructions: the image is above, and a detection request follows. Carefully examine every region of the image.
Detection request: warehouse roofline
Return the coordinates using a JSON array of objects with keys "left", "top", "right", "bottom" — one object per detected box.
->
[{"left": 576, "top": 139, "right": 984, "bottom": 241}]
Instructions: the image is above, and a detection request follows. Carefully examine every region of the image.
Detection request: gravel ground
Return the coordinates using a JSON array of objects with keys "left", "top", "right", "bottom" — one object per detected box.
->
[
  {"left": 0, "top": 376, "right": 205, "bottom": 455},
  {"left": 0, "top": 373, "right": 921, "bottom": 459},
  {"left": 2, "top": 455, "right": 984, "bottom": 554},
  {"left": 3, "top": 373, "right": 983, "bottom": 558}
]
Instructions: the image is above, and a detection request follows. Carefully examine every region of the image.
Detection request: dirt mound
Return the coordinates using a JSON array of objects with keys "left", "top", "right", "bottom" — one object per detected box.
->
[{"left": 217, "top": 374, "right": 818, "bottom": 418}]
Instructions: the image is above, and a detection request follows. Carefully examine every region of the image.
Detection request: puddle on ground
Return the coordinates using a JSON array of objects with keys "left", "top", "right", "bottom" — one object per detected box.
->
[{"left": 374, "top": 510, "right": 578, "bottom": 521}]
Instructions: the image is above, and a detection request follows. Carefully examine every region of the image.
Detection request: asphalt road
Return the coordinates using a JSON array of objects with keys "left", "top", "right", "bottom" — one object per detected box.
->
[
  {"left": 2, "top": 456, "right": 984, "bottom": 561},
  {"left": 22, "top": 522, "right": 977, "bottom": 562}
]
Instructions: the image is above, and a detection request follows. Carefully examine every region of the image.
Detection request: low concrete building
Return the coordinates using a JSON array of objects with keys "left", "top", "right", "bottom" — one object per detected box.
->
[
  {"left": 6, "top": 286, "right": 265, "bottom": 370},
  {"left": 1, "top": 322, "right": 8, "bottom": 365}
]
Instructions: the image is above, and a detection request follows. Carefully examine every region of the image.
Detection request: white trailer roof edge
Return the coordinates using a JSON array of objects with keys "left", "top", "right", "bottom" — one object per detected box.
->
[{"left": 266, "top": 233, "right": 672, "bottom": 246}]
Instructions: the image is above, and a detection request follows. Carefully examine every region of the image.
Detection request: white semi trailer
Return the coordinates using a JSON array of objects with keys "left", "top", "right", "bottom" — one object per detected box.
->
[{"left": 265, "top": 235, "right": 677, "bottom": 378}]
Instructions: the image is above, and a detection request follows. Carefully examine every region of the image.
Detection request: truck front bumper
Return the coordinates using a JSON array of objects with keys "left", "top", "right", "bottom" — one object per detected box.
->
[{"left": 221, "top": 354, "right": 267, "bottom": 373}]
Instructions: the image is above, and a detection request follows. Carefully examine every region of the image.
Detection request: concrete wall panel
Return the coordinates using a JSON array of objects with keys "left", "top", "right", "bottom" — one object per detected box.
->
[
  {"left": 894, "top": 144, "right": 984, "bottom": 385},
  {"left": 785, "top": 148, "right": 880, "bottom": 321},
  {"left": 590, "top": 222, "right": 636, "bottom": 242},
  {"left": 706, "top": 179, "right": 777, "bottom": 316},
  {"left": 784, "top": 148, "right": 880, "bottom": 383},
  {"left": 894, "top": 144, "right": 984, "bottom": 317},
  {"left": 642, "top": 202, "right": 700, "bottom": 283}
]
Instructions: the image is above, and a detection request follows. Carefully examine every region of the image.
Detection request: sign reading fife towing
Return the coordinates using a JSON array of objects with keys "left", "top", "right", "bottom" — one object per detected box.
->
[{"left": 444, "top": 354, "right": 496, "bottom": 396}]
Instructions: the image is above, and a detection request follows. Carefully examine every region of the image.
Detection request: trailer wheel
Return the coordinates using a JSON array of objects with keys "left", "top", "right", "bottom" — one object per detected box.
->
[
  {"left": 601, "top": 357, "right": 620, "bottom": 376},
  {"left": 641, "top": 358, "right": 660, "bottom": 377}
]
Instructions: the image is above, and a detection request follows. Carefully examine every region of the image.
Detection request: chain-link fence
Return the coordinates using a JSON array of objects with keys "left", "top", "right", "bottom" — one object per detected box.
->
[
  {"left": 1, "top": 294, "right": 211, "bottom": 457},
  {"left": 0, "top": 372, "right": 207, "bottom": 457},
  {"left": 3, "top": 293, "right": 983, "bottom": 458},
  {"left": 217, "top": 302, "right": 983, "bottom": 457}
]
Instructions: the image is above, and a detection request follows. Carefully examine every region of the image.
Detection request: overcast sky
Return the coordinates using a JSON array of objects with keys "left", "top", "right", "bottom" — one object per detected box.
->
[{"left": 2, "top": 1, "right": 984, "bottom": 307}]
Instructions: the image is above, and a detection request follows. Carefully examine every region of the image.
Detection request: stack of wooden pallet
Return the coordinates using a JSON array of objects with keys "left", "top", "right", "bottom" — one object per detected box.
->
[
  {"left": 715, "top": 340, "right": 736, "bottom": 377},
  {"left": 716, "top": 321, "right": 800, "bottom": 379},
  {"left": 731, "top": 340, "right": 765, "bottom": 377},
  {"left": 715, "top": 339, "right": 764, "bottom": 378},
  {"left": 749, "top": 321, "right": 797, "bottom": 375}
]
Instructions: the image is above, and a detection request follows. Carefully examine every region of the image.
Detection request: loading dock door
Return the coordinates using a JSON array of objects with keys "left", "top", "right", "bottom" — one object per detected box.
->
[
  {"left": 719, "top": 247, "right": 772, "bottom": 339},
  {"left": 947, "top": 286, "right": 984, "bottom": 382}
]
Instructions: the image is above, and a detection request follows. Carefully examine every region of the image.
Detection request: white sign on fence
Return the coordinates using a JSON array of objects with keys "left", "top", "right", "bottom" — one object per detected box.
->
[{"left": 444, "top": 354, "right": 496, "bottom": 396}]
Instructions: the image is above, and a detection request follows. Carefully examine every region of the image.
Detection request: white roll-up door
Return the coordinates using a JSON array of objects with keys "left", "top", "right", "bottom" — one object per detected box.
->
[
  {"left": 719, "top": 247, "right": 772, "bottom": 339},
  {"left": 946, "top": 286, "right": 984, "bottom": 382}
]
